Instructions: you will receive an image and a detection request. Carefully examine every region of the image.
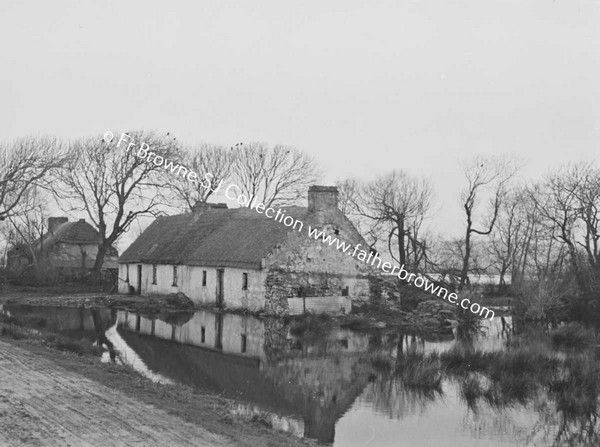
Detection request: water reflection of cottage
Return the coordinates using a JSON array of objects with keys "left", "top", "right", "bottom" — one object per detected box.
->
[
  {"left": 116, "top": 310, "right": 372, "bottom": 443},
  {"left": 118, "top": 185, "right": 374, "bottom": 315}
]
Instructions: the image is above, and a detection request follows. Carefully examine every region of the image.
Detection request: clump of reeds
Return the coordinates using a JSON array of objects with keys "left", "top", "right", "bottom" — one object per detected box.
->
[
  {"left": 550, "top": 353, "right": 600, "bottom": 419},
  {"left": 396, "top": 352, "right": 443, "bottom": 396},
  {"left": 550, "top": 322, "right": 596, "bottom": 351},
  {"left": 460, "top": 374, "right": 484, "bottom": 410},
  {"left": 369, "top": 351, "right": 394, "bottom": 371}
]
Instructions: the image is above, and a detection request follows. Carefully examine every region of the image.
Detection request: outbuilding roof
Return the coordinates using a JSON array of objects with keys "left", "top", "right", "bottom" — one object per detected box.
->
[
  {"left": 7, "top": 219, "right": 118, "bottom": 268},
  {"left": 41, "top": 219, "right": 102, "bottom": 246}
]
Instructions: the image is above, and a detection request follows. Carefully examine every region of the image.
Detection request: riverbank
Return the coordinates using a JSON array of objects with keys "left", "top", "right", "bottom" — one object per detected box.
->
[
  {"left": 1, "top": 284, "right": 506, "bottom": 340},
  {"left": 0, "top": 289, "right": 194, "bottom": 313},
  {"left": 0, "top": 314, "right": 317, "bottom": 447}
]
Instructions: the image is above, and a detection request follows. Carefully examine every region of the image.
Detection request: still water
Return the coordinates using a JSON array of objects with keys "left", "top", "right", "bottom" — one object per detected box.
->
[{"left": 1, "top": 304, "right": 579, "bottom": 446}]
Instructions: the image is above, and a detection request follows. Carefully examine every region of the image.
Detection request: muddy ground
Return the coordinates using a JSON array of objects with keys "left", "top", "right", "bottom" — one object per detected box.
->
[
  {"left": 0, "top": 340, "right": 231, "bottom": 446},
  {"left": 0, "top": 336, "right": 316, "bottom": 447}
]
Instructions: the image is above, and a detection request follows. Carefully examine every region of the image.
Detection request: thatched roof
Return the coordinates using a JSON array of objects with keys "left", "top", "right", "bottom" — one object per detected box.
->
[
  {"left": 118, "top": 207, "right": 308, "bottom": 269},
  {"left": 41, "top": 219, "right": 102, "bottom": 246},
  {"left": 9, "top": 219, "right": 115, "bottom": 257}
]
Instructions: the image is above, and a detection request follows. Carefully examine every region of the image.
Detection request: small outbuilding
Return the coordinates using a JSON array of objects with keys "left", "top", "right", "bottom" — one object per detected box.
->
[{"left": 7, "top": 217, "right": 118, "bottom": 282}]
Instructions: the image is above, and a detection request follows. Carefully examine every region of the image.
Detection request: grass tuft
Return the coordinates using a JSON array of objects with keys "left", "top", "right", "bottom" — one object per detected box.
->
[{"left": 550, "top": 323, "right": 596, "bottom": 351}]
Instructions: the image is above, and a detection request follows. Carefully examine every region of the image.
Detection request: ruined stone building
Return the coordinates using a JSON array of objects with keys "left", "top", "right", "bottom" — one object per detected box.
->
[
  {"left": 6, "top": 217, "right": 118, "bottom": 281},
  {"left": 118, "top": 185, "right": 376, "bottom": 315}
]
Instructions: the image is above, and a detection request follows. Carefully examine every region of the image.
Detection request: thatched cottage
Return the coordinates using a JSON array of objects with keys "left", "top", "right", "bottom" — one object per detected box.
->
[
  {"left": 7, "top": 217, "right": 118, "bottom": 281},
  {"left": 118, "top": 185, "right": 375, "bottom": 315}
]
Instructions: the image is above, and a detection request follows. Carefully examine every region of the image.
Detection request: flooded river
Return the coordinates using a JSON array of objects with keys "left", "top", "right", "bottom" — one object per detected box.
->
[{"left": 2, "top": 304, "right": 597, "bottom": 446}]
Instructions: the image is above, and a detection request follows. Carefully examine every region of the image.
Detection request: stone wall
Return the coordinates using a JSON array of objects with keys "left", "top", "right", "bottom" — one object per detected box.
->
[
  {"left": 263, "top": 209, "right": 377, "bottom": 315},
  {"left": 287, "top": 297, "right": 351, "bottom": 315}
]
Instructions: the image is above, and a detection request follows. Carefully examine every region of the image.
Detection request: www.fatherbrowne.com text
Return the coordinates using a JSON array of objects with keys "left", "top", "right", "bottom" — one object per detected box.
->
[{"left": 110, "top": 132, "right": 494, "bottom": 320}]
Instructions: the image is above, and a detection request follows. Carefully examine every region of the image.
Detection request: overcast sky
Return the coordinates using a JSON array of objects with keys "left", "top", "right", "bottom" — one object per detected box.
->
[{"left": 2, "top": 0, "right": 598, "bottom": 238}]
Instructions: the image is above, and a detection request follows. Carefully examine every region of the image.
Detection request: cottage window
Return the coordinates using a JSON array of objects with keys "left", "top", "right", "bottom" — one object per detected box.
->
[
  {"left": 152, "top": 264, "right": 157, "bottom": 285},
  {"left": 241, "top": 334, "right": 247, "bottom": 353},
  {"left": 201, "top": 326, "right": 206, "bottom": 343},
  {"left": 125, "top": 264, "right": 129, "bottom": 283},
  {"left": 242, "top": 273, "right": 248, "bottom": 290},
  {"left": 172, "top": 265, "right": 178, "bottom": 286},
  {"left": 202, "top": 270, "right": 207, "bottom": 286}
]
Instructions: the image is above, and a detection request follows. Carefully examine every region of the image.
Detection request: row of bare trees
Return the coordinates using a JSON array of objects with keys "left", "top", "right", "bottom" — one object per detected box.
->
[
  {"left": 1, "top": 131, "right": 598, "bottom": 314},
  {"left": 336, "top": 157, "right": 600, "bottom": 317},
  {"left": 0, "top": 133, "right": 320, "bottom": 281}
]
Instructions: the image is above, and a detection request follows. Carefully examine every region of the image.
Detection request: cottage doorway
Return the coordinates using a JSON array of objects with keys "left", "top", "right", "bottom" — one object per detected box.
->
[
  {"left": 216, "top": 269, "right": 224, "bottom": 307},
  {"left": 137, "top": 265, "right": 142, "bottom": 295}
]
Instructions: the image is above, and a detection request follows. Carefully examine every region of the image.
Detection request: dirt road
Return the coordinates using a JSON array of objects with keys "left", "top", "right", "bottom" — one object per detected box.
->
[{"left": 0, "top": 340, "right": 233, "bottom": 447}]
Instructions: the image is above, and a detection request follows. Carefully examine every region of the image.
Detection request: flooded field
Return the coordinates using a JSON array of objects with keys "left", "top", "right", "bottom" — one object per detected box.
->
[{"left": 2, "top": 304, "right": 599, "bottom": 446}]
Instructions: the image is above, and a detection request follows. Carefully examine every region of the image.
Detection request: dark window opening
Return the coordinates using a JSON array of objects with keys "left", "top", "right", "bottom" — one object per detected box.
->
[
  {"left": 152, "top": 265, "right": 157, "bottom": 285},
  {"left": 241, "top": 334, "right": 247, "bottom": 353},
  {"left": 201, "top": 326, "right": 205, "bottom": 343},
  {"left": 242, "top": 273, "right": 248, "bottom": 290},
  {"left": 341, "top": 286, "right": 349, "bottom": 297},
  {"left": 202, "top": 270, "right": 207, "bottom": 286},
  {"left": 334, "top": 228, "right": 339, "bottom": 235},
  {"left": 125, "top": 264, "right": 129, "bottom": 283},
  {"left": 172, "top": 265, "right": 178, "bottom": 286},
  {"left": 339, "top": 338, "right": 348, "bottom": 349}
]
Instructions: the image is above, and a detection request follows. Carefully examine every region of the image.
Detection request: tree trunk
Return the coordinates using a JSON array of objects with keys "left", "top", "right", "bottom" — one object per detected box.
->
[
  {"left": 459, "top": 231, "right": 471, "bottom": 291},
  {"left": 91, "top": 242, "right": 108, "bottom": 283},
  {"left": 499, "top": 262, "right": 507, "bottom": 286},
  {"left": 397, "top": 216, "right": 406, "bottom": 267}
]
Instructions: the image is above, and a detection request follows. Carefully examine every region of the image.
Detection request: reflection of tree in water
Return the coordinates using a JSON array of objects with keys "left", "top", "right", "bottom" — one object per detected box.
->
[
  {"left": 361, "top": 332, "right": 444, "bottom": 419},
  {"left": 442, "top": 334, "right": 600, "bottom": 446}
]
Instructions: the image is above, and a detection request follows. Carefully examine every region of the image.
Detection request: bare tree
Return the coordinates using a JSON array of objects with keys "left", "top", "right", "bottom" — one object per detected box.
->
[
  {"left": 53, "top": 131, "right": 178, "bottom": 281},
  {"left": 488, "top": 186, "right": 535, "bottom": 286},
  {"left": 334, "top": 178, "right": 382, "bottom": 250},
  {"left": 531, "top": 162, "right": 600, "bottom": 290},
  {"left": 231, "top": 142, "right": 321, "bottom": 207},
  {"left": 0, "top": 136, "right": 66, "bottom": 220},
  {"left": 335, "top": 178, "right": 361, "bottom": 216},
  {"left": 360, "top": 171, "right": 433, "bottom": 270},
  {"left": 458, "top": 156, "right": 519, "bottom": 290},
  {"left": 434, "top": 236, "right": 492, "bottom": 288},
  {"left": 4, "top": 186, "right": 49, "bottom": 278},
  {"left": 165, "top": 143, "right": 234, "bottom": 211}
]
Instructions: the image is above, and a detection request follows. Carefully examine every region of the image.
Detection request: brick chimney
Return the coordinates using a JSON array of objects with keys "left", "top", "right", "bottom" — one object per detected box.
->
[
  {"left": 48, "top": 217, "right": 68, "bottom": 233},
  {"left": 191, "top": 202, "right": 228, "bottom": 213},
  {"left": 308, "top": 185, "right": 339, "bottom": 213}
]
